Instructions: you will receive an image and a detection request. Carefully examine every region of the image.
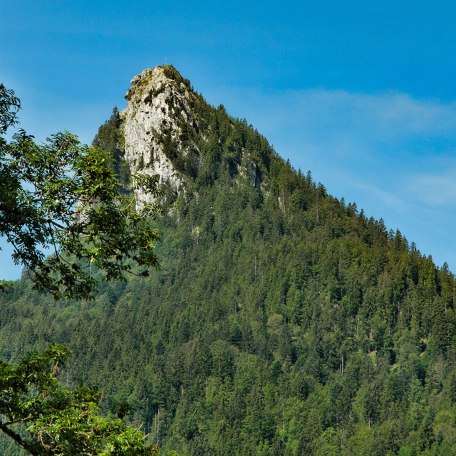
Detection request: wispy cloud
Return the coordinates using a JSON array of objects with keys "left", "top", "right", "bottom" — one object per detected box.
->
[
  {"left": 352, "top": 181, "right": 410, "bottom": 213},
  {"left": 212, "top": 84, "right": 456, "bottom": 194},
  {"left": 208, "top": 85, "right": 456, "bottom": 268},
  {"left": 408, "top": 169, "right": 456, "bottom": 207},
  {"left": 211, "top": 86, "right": 456, "bottom": 138}
]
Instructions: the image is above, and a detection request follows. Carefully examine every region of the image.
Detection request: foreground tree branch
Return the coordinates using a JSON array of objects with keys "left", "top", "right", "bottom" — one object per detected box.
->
[
  {"left": 0, "top": 345, "right": 159, "bottom": 455},
  {"left": 0, "top": 84, "right": 162, "bottom": 300}
]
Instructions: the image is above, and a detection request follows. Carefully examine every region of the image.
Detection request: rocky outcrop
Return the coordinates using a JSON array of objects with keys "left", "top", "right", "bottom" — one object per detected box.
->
[
  {"left": 120, "top": 65, "right": 202, "bottom": 202},
  {"left": 120, "top": 65, "right": 270, "bottom": 204}
]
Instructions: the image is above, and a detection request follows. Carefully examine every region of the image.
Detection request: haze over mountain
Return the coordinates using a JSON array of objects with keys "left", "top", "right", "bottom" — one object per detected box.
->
[{"left": 1, "top": 66, "right": 456, "bottom": 455}]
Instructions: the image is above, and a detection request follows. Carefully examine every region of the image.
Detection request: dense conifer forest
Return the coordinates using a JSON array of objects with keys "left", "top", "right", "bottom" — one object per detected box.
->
[{"left": 1, "top": 68, "right": 456, "bottom": 455}]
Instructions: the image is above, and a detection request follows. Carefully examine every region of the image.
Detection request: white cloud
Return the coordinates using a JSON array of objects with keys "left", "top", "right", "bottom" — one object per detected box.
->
[
  {"left": 408, "top": 169, "right": 456, "bottom": 207},
  {"left": 206, "top": 85, "right": 456, "bottom": 269},
  {"left": 216, "top": 85, "right": 456, "bottom": 137},
  {"left": 352, "top": 181, "right": 410, "bottom": 213},
  {"left": 211, "top": 84, "right": 456, "bottom": 189}
]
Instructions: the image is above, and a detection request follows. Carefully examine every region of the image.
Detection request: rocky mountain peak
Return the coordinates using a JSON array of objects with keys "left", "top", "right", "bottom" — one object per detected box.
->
[{"left": 120, "top": 65, "right": 201, "bottom": 202}]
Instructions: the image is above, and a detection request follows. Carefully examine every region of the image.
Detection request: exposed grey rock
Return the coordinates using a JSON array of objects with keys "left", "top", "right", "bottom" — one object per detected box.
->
[{"left": 120, "top": 66, "right": 201, "bottom": 203}]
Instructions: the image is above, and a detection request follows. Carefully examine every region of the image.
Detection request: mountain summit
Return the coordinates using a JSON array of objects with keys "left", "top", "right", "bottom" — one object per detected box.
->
[
  {"left": 121, "top": 66, "right": 199, "bottom": 200},
  {"left": 120, "top": 65, "right": 266, "bottom": 202}
]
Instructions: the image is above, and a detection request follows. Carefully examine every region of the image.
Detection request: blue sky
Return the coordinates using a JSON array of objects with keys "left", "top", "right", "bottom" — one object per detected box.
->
[{"left": 2, "top": 0, "right": 456, "bottom": 278}]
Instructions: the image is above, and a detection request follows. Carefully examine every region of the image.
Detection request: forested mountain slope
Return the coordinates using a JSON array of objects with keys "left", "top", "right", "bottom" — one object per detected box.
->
[{"left": 1, "top": 66, "right": 456, "bottom": 455}]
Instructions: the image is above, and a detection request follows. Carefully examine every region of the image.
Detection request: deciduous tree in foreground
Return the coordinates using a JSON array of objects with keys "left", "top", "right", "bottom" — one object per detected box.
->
[
  {"left": 0, "top": 345, "right": 158, "bottom": 455},
  {"left": 0, "top": 85, "right": 162, "bottom": 454},
  {"left": 0, "top": 83, "right": 161, "bottom": 300}
]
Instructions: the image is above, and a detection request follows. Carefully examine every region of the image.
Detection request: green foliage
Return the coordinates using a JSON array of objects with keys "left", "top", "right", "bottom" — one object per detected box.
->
[
  {"left": 0, "top": 85, "right": 165, "bottom": 453},
  {"left": 0, "top": 345, "right": 158, "bottom": 455},
  {"left": 0, "top": 87, "right": 160, "bottom": 300},
  {"left": 160, "top": 66, "right": 192, "bottom": 90},
  {"left": 0, "top": 83, "right": 20, "bottom": 133},
  {"left": 2, "top": 73, "right": 456, "bottom": 454}
]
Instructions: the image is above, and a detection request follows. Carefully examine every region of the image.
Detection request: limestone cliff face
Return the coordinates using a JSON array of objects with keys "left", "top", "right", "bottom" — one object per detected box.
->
[
  {"left": 120, "top": 66, "right": 201, "bottom": 202},
  {"left": 119, "top": 65, "right": 269, "bottom": 204}
]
